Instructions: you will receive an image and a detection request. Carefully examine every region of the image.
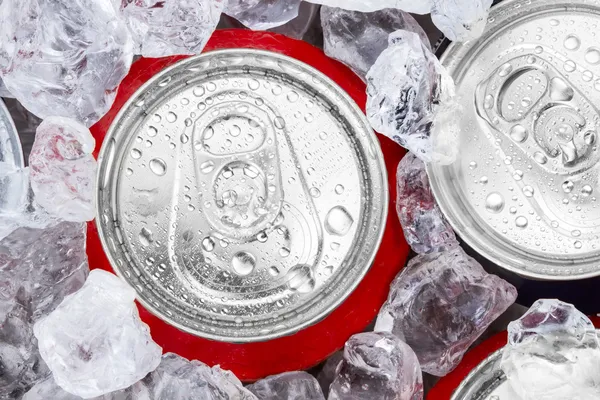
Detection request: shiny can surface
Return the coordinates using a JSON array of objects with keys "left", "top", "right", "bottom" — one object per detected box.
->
[
  {"left": 429, "top": 0, "right": 600, "bottom": 280},
  {"left": 96, "top": 49, "right": 388, "bottom": 342}
]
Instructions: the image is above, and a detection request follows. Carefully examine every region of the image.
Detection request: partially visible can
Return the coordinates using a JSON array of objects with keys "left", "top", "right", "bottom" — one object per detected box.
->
[
  {"left": 95, "top": 48, "right": 388, "bottom": 342},
  {"left": 429, "top": 0, "right": 600, "bottom": 280}
]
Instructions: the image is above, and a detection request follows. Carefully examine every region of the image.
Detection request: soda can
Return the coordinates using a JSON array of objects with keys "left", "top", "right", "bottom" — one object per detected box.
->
[
  {"left": 428, "top": 0, "right": 600, "bottom": 280},
  {"left": 95, "top": 47, "right": 388, "bottom": 343}
]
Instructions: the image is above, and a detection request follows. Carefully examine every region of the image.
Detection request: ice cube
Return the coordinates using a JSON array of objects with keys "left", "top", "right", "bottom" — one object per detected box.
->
[
  {"left": 139, "top": 353, "right": 257, "bottom": 400},
  {"left": 33, "top": 270, "right": 162, "bottom": 399},
  {"left": 322, "top": 7, "right": 430, "bottom": 81},
  {"left": 431, "top": 0, "right": 493, "bottom": 42},
  {"left": 366, "top": 30, "right": 456, "bottom": 164},
  {"left": 0, "top": 0, "right": 133, "bottom": 126},
  {"left": 375, "top": 246, "right": 517, "bottom": 376},
  {"left": 501, "top": 299, "right": 600, "bottom": 400},
  {"left": 225, "top": 0, "right": 301, "bottom": 31},
  {"left": 269, "top": 2, "right": 321, "bottom": 41},
  {"left": 29, "top": 117, "right": 97, "bottom": 223},
  {"left": 114, "top": 0, "right": 224, "bottom": 58},
  {"left": 306, "top": 0, "right": 431, "bottom": 14},
  {"left": 248, "top": 371, "right": 325, "bottom": 400},
  {"left": 23, "top": 375, "right": 150, "bottom": 400},
  {"left": 329, "top": 331, "right": 423, "bottom": 400},
  {"left": 396, "top": 152, "right": 458, "bottom": 254},
  {"left": 316, "top": 351, "right": 343, "bottom": 395},
  {"left": 0, "top": 79, "right": 11, "bottom": 98}
]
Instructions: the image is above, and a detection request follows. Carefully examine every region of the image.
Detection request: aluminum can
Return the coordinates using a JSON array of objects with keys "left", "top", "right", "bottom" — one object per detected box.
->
[
  {"left": 429, "top": 0, "right": 600, "bottom": 280},
  {"left": 96, "top": 49, "right": 387, "bottom": 342}
]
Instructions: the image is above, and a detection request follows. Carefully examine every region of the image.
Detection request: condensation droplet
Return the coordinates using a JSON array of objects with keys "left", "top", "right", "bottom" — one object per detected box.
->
[
  {"left": 231, "top": 251, "right": 256, "bottom": 275},
  {"left": 148, "top": 126, "right": 158, "bottom": 137},
  {"left": 287, "top": 91, "right": 299, "bottom": 103},
  {"left": 510, "top": 125, "right": 528, "bottom": 142},
  {"left": 166, "top": 112, "right": 177, "bottom": 123},
  {"left": 149, "top": 158, "right": 167, "bottom": 176},
  {"left": 586, "top": 48, "right": 600, "bottom": 65},
  {"left": 582, "top": 185, "right": 593, "bottom": 196},
  {"left": 139, "top": 227, "right": 153, "bottom": 247},
  {"left": 515, "top": 216, "right": 528, "bottom": 228},
  {"left": 562, "top": 180, "right": 574, "bottom": 193},
  {"left": 325, "top": 206, "right": 354, "bottom": 236},
  {"left": 469, "top": 161, "right": 478, "bottom": 170},
  {"left": 522, "top": 186, "right": 534, "bottom": 197},
  {"left": 498, "top": 63, "right": 513, "bottom": 77},
  {"left": 268, "top": 266, "right": 280, "bottom": 276},
  {"left": 564, "top": 35, "right": 581, "bottom": 50},
  {"left": 131, "top": 148, "right": 142, "bottom": 159},
  {"left": 574, "top": 240, "right": 583, "bottom": 249},
  {"left": 533, "top": 151, "right": 548, "bottom": 164},
  {"left": 564, "top": 60, "right": 576, "bottom": 72},
  {"left": 202, "top": 237, "right": 215, "bottom": 252},
  {"left": 335, "top": 184, "right": 345, "bottom": 195},
  {"left": 200, "top": 161, "right": 215, "bottom": 174},
  {"left": 286, "top": 264, "right": 315, "bottom": 293},
  {"left": 513, "top": 170, "right": 524, "bottom": 181},
  {"left": 484, "top": 94, "right": 494, "bottom": 109},
  {"left": 274, "top": 116, "right": 286, "bottom": 129},
  {"left": 485, "top": 192, "right": 505, "bottom": 213},
  {"left": 309, "top": 187, "right": 321, "bottom": 197},
  {"left": 248, "top": 79, "right": 260, "bottom": 90}
]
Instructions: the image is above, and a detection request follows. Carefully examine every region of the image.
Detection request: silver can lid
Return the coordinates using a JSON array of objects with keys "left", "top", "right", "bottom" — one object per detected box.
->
[
  {"left": 429, "top": 0, "right": 600, "bottom": 280},
  {"left": 451, "top": 348, "right": 520, "bottom": 400},
  {"left": 96, "top": 49, "right": 388, "bottom": 342}
]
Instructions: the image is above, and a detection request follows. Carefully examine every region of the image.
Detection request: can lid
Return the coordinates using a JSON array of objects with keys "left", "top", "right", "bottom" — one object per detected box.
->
[
  {"left": 88, "top": 29, "right": 410, "bottom": 380},
  {"left": 429, "top": 316, "right": 600, "bottom": 399},
  {"left": 429, "top": 0, "right": 600, "bottom": 280}
]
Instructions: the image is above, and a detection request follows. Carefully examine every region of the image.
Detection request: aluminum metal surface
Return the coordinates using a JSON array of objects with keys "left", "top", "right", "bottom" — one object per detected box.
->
[
  {"left": 96, "top": 49, "right": 388, "bottom": 342},
  {"left": 450, "top": 348, "right": 521, "bottom": 400},
  {"left": 429, "top": 0, "right": 600, "bottom": 280}
]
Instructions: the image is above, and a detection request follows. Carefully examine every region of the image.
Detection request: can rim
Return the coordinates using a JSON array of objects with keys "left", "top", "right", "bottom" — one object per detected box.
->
[
  {"left": 95, "top": 48, "right": 389, "bottom": 342},
  {"left": 429, "top": 0, "right": 600, "bottom": 281}
]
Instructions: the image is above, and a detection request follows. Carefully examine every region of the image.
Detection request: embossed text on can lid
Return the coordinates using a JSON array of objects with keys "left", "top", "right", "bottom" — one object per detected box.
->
[
  {"left": 96, "top": 49, "right": 388, "bottom": 342},
  {"left": 429, "top": 0, "right": 600, "bottom": 280}
]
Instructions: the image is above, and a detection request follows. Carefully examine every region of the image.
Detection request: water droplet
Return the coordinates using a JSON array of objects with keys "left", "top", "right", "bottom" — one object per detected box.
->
[
  {"left": 274, "top": 116, "right": 286, "bottom": 129},
  {"left": 248, "top": 79, "right": 260, "bottom": 90},
  {"left": 583, "top": 70, "right": 594, "bottom": 82},
  {"left": 268, "top": 266, "right": 280, "bottom": 276},
  {"left": 510, "top": 125, "right": 528, "bottom": 142},
  {"left": 521, "top": 97, "right": 532, "bottom": 107},
  {"left": 513, "top": 170, "right": 524, "bottom": 181},
  {"left": 584, "top": 131, "right": 596, "bottom": 145},
  {"left": 287, "top": 91, "right": 299, "bottom": 102},
  {"left": 319, "top": 131, "right": 328, "bottom": 140},
  {"left": 485, "top": 192, "right": 505, "bottom": 213},
  {"left": 582, "top": 185, "right": 593, "bottom": 196},
  {"left": 193, "top": 86, "right": 205, "bottom": 97},
  {"left": 206, "top": 82, "right": 217, "bottom": 92},
  {"left": 256, "top": 231, "right": 268, "bottom": 243},
  {"left": 574, "top": 240, "right": 583, "bottom": 249},
  {"left": 229, "top": 125, "right": 241, "bottom": 137},
  {"left": 180, "top": 133, "right": 189, "bottom": 144},
  {"left": 325, "top": 206, "right": 354, "bottom": 236},
  {"left": 139, "top": 227, "right": 153, "bottom": 246},
  {"left": 515, "top": 216, "right": 528, "bottom": 228},
  {"left": 533, "top": 151, "right": 548, "bottom": 164},
  {"left": 286, "top": 264, "right": 315, "bottom": 293},
  {"left": 480, "top": 176, "right": 489, "bottom": 185},
  {"left": 200, "top": 161, "right": 215, "bottom": 174},
  {"left": 564, "top": 35, "right": 581, "bottom": 50},
  {"left": 535, "top": 46, "right": 543, "bottom": 54},
  {"left": 131, "top": 148, "right": 142, "bottom": 159},
  {"left": 330, "top": 242, "right": 341, "bottom": 251},
  {"left": 149, "top": 158, "right": 167, "bottom": 176},
  {"left": 148, "top": 126, "right": 158, "bottom": 137},
  {"left": 484, "top": 94, "right": 494, "bottom": 109},
  {"left": 572, "top": 230, "right": 582, "bottom": 237},
  {"left": 335, "top": 184, "right": 345, "bottom": 195},
  {"left": 564, "top": 60, "right": 576, "bottom": 72},
  {"left": 509, "top": 207, "right": 517, "bottom": 214},
  {"left": 550, "top": 19, "right": 559, "bottom": 26},
  {"left": 202, "top": 237, "right": 215, "bottom": 252},
  {"left": 126, "top": 168, "right": 133, "bottom": 176},
  {"left": 231, "top": 251, "right": 256, "bottom": 276},
  {"left": 272, "top": 85, "right": 282, "bottom": 95},
  {"left": 522, "top": 186, "right": 534, "bottom": 197},
  {"left": 551, "top": 220, "right": 559, "bottom": 228},
  {"left": 562, "top": 180, "right": 574, "bottom": 193},
  {"left": 586, "top": 48, "right": 600, "bottom": 65},
  {"left": 166, "top": 112, "right": 177, "bottom": 123},
  {"left": 309, "top": 187, "right": 321, "bottom": 197},
  {"left": 498, "top": 63, "right": 513, "bottom": 77},
  {"left": 279, "top": 247, "right": 290, "bottom": 257}
]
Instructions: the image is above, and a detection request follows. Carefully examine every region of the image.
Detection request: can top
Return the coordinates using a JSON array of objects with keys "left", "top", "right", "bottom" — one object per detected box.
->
[
  {"left": 96, "top": 49, "right": 388, "bottom": 342},
  {"left": 429, "top": 0, "right": 600, "bottom": 280},
  {"left": 0, "top": 99, "right": 23, "bottom": 168}
]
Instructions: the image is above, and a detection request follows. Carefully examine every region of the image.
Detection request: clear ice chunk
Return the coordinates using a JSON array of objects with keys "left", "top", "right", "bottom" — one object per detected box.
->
[
  {"left": 375, "top": 246, "right": 517, "bottom": 376},
  {"left": 114, "top": 0, "right": 224, "bottom": 58},
  {"left": 269, "top": 2, "right": 321, "bottom": 41},
  {"left": 248, "top": 371, "right": 325, "bottom": 400},
  {"left": 225, "top": 0, "right": 302, "bottom": 31},
  {"left": 306, "top": 0, "right": 431, "bottom": 14},
  {"left": 33, "top": 270, "right": 162, "bottom": 399},
  {"left": 316, "top": 351, "right": 343, "bottom": 395},
  {"left": 501, "top": 299, "right": 600, "bottom": 400},
  {"left": 23, "top": 375, "right": 149, "bottom": 400},
  {"left": 1, "top": 221, "right": 88, "bottom": 398},
  {"left": 0, "top": 0, "right": 133, "bottom": 126},
  {"left": 328, "top": 331, "right": 423, "bottom": 400},
  {"left": 366, "top": 30, "right": 457, "bottom": 164},
  {"left": 29, "top": 117, "right": 97, "bottom": 223},
  {"left": 431, "top": 0, "right": 493, "bottom": 42},
  {"left": 0, "top": 79, "right": 12, "bottom": 98},
  {"left": 321, "top": 7, "right": 430, "bottom": 81},
  {"left": 396, "top": 152, "right": 458, "bottom": 254}
]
